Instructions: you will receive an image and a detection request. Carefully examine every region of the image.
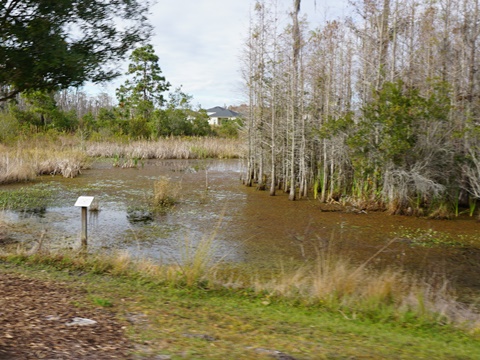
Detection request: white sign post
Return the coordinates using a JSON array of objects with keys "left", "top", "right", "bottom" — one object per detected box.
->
[{"left": 74, "top": 196, "right": 95, "bottom": 249}]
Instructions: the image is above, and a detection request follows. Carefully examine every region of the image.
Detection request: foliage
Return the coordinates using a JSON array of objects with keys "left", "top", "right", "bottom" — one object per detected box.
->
[
  {"left": 11, "top": 91, "right": 78, "bottom": 131},
  {"left": 214, "top": 118, "right": 243, "bottom": 138},
  {"left": 243, "top": 0, "right": 480, "bottom": 215},
  {"left": 116, "top": 44, "right": 170, "bottom": 121},
  {"left": 0, "top": 0, "right": 151, "bottom": 101},
  {"left": 0, "top": 111, "right": 18, "bottom": 143},
  {"left": 347, "top": 80, "right": 454, "bottom": 212},
  {"left": 154, "top": 88, "right": 212, "bottom": 137},
  {"left": 155, "top": 109, "right": 193, "bottom": 137}
]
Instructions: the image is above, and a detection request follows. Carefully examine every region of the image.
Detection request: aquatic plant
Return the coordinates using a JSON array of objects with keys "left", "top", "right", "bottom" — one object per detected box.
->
[
  {"left": 86, "top": 137, "right": 246, "bottom": 160},
  {"left": 126, "top": 206, "right": 154, "bottom": 222},
  {"left": 392, "top": 226, "right": 465, "bottom": 248},
  {"left": 171, "top": 233, "right": 218, "bottom": 287},
  {"left": 151, "top": 177, "right": 180, "bottom": 210},
  {"left": 0, "top": 187, "right": 52, "bottom": 212}
]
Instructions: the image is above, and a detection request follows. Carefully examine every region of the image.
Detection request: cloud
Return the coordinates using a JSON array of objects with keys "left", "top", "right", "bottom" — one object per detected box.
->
[
  {"left": 84, "top": 0, "right": 349, "bottom": 109},
  {"left": 148, "top": 1, "right": 250, "bottom": 108}
]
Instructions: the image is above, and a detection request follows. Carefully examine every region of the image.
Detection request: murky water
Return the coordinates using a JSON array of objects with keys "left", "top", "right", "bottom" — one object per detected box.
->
[{"left": 1, "top": 158, "right": 480, "bottom": 295}]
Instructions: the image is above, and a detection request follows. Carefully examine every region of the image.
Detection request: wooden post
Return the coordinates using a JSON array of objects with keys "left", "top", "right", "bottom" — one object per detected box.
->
[
  {"left": 74, "top": 196, "right": 95, "bottom": 251},
  {"left": 81, "top": 206, "right": 88, "bottom": 249}
]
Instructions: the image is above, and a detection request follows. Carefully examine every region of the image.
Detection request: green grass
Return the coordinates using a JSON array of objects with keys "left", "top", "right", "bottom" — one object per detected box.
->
[
  {"left": 0, "top": 259, "right": 479, "bottom": 359},
  {"left": 0, "top": 187, "right": 52, "bottom": 211}
]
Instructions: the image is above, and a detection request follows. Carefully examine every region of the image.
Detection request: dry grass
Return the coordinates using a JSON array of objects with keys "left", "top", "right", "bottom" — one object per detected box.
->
[
  {"left": 250, "top": 252, "right": 480, "bottom": 329},
  {"left": 152, "top": 177, "right": 181, "bottom": 209},
  {"left": 0, "top": 214, "right": 9, "bottom": 243},
  {"left": 0, "top": 143, "right": 89, "bottom": 184},
  {"left": 31, "top": 148, "right": 88, "bottom": 178},
  {"left": 0, "top": 136, "right": 244, "bottom": 185},
  {"left": 86, "top": 137, "right": 246, "bottom": 160},
  {"left": 0, "top": 151, "right": 36, "bottom": 184}
]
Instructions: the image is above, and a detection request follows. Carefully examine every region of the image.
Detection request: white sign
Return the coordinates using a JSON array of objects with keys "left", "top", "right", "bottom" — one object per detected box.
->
[{"left": 74, "top": 196, "right": 95, "bottom": 207}]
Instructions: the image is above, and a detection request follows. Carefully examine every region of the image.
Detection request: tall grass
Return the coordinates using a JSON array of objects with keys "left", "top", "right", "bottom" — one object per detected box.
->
[
  {"left": 1, "top": 136, "right": 241, "bottom": 184},
  {"left": 0, "top": 144, "right": 36, "bottom": 183},
  {"left": 152, "top": 177, "right": 181, "bottom": 209},
  {"left": 0, "top": 144, "right": 89, "bottom": 184},
  {"left": 85, "top": 137, "right": 246, "bottom": 159},
  {"left": 252, "top": 256, "right": 471, "bottom": 325}
]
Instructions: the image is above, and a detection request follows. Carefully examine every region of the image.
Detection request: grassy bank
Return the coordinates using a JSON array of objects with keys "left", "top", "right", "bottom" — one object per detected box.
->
[
  {"left": 0, "top": 238, "right": 479, "bottom": 359},
  {"left": 0, "top": 254, "right": 479, "bottom": 359}
]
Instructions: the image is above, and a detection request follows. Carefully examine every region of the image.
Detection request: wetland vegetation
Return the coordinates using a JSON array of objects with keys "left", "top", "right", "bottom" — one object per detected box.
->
[{"left": 2, "top": 0, "right": 480, "bottom": 358}]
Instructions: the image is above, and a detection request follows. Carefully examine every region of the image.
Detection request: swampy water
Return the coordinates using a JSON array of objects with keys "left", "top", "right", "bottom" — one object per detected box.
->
[{"left": 1, "top": 158, "right": 480, "bottom": 295}]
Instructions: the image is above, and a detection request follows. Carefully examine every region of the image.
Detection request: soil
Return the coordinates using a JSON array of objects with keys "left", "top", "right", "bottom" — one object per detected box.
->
[{"left": 0, "top": 271, "right": 133, "bottom": 359}]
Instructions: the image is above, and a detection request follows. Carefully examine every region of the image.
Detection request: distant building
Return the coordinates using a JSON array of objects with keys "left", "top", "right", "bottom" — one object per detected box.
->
[{"left": 206, "top": 106, "right": 240, "bottom": 126}]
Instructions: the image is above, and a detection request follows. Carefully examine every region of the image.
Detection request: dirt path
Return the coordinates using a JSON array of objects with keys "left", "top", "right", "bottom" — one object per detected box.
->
[{"left": 0, "top": 272, "right": 133, "bottom": 359}]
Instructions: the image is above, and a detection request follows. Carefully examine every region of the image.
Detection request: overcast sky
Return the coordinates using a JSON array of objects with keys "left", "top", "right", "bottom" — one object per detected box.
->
[{"left": 89, "top": 0, "right": 348, "bottom": 109}]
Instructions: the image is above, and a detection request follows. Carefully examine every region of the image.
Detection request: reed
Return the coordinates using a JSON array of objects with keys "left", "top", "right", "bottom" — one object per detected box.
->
[
  {"left": 85, "top": 137, "right": 246, "bottom": 160},
  {"left": 250, "top": 255, "right": 478, "bottom": 327},
  {"left": 1, "top": 136, "right": 243, "bottom": 185},
  {"left": 0, "top": 142, "right": 89, "bottom": 184},
  {"left": 0, "top": 150, "right": 36, "bottom": 184},
  {"left": 152, "top": 177, "right": 180, "bottom": 210}
]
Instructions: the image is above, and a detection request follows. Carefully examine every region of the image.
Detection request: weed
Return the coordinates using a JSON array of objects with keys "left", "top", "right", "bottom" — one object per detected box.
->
[
  {"left": 0, "top": 142, "right": 89, "bottom": 184},
  {"left": 112, "top": 153, "right": 121, "bottom": 167},
  {"left": 151, "top": 177, "right": 180, "bottom": 210},
  {"left": 1, "top": 137, "right": 244, "bottom": 185},
  {"left": 190, "top": 145, "right": 209, "bottom": 159},
  {"left": 91, "top": 297, "right": 114, "bottom": 307},
  {"left": 175, "top": 234, "right": 217, "bottom": 287}
]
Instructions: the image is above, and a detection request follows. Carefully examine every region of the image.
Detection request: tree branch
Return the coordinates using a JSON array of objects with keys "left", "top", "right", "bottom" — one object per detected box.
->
[{"left": 0, "top": 89, "right": 20, "bottom": 102}]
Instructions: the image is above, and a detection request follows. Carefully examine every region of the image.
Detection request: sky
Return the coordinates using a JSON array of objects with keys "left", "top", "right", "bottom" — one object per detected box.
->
[{"left": 88, "top": 0, "right": 349, "bottom": 110}]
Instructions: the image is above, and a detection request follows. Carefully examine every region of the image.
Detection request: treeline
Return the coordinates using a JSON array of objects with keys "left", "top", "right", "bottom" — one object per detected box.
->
[
  {"left": 0, "top": 45, "right": 240, "bottom": 142},
  {"left": 0, "top": 88, "right": 213, "bottom": 140},
  {"left": 243, "top": 0, "right": 480, "bottom": 217}
]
